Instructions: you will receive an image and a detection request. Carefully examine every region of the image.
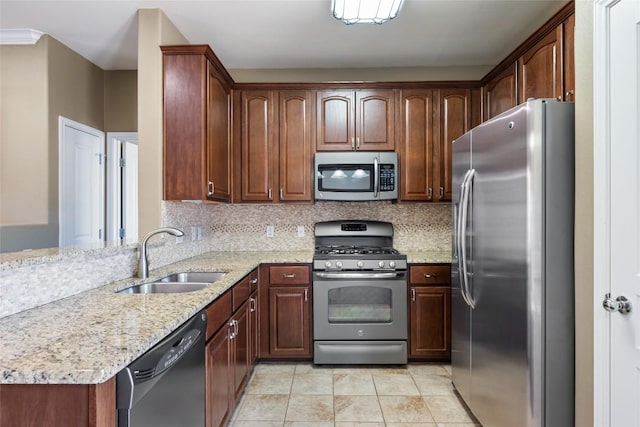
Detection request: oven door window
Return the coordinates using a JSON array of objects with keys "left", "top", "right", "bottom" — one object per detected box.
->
[
  {"left": 317, "top": 164, "right": 374, "bottom": 192},
  {"left": 327, "top": 286, "right": 392, "bottom": 323}
]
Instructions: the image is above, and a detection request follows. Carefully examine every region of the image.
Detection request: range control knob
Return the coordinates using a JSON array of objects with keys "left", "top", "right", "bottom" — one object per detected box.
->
[
  {"left": 324, "top": 261, "right": 332, "bottom": 269},
  {"left": 389, "top": 261, "right": 396, "bottom": 268},
  {"left": 356, "top": 260, "right": 365, "bottom": 268},
  {"left": 336, "top": 261, "right": 343, "bottom": 269},
  {"left": 378, "top": 261, "right": 385, "bottom": 268}
]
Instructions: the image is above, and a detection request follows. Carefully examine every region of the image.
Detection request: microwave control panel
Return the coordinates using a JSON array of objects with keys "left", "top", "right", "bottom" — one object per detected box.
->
[{"left": 379, "top": 165, "right": 395, "bottom": 191}]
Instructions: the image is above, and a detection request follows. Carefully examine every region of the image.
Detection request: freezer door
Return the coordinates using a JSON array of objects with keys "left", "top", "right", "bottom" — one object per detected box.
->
[
  {"left": 470, "top": 102, "right": 531, "bottom": 427},
  {"left": 451, "top": 131, "right": 472, "bottom": 403}
]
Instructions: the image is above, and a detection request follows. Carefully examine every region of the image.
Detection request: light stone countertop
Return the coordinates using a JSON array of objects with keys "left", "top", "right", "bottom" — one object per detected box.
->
[{"left": 0, "top": 250, "right": 450, "bottom": 385}]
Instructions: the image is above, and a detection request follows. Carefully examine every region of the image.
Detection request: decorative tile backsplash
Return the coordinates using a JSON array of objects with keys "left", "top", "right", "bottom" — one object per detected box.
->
[{"left": 162, "top": 200, "right": 452, "bottom": 252}]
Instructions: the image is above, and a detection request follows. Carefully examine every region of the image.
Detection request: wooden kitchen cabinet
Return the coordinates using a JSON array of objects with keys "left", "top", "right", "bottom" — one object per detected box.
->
[
  {"left": 316, "top": 89, "right": 396, "bottom": 151},
  {"left": 398, "top": 88, "right": 471, "bottom": 202},
  {"left": 236, "top": 90, "right": 313, "bottom": 202},
  {"left": 434, "top": 88, "right": 472, "bottom": 202},
  {"left": 408, "top": 264, "right": 451, "bottom": 361},
  {"left": 259, "top": 264, "right": 313, "bottom": 359},
  {"left": 562, "top": 13, "right": 575, "bottom": 102},
  {"left": 398, "top": 89, "right": 435, "bottom": 201},
  {"left": 278, "top": 90, "right": 314, "bottom": 201},
  {"left": 0, "top": 379, "right": 116, "bottom": 427},
  {"left": 162, "top": 45, "right": 233, "bottom": 202},
  {"left": 517, "top": 25, "right": 563, "bottom": 104},
  {"left": 205, "top": 269, "right": 258, "bottom": 427},
  {"left": 484, "top": 64, "right": 518, "bottom": 121}
]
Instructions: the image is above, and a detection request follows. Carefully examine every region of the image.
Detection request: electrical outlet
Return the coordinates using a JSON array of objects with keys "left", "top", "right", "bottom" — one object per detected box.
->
[
  {"left": 266, "top": 225, "right": 275, "bottom": 238},
  {"left": 297, "top": 225, "right": 306, "bottom": 238},
  {"left": 176, "top": 235, "right": 184, "bottom": 244},
  {"left": 197, "top": 226, "right": 202, "bottom": 241},
  {"left": 190, "top": 226, "right": 197, "bottom": 241}
]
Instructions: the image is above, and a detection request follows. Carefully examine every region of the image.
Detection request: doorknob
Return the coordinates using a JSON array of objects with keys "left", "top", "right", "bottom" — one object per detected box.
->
[{"left": 602, "top": 293, "right": 632, "bottom": 314}]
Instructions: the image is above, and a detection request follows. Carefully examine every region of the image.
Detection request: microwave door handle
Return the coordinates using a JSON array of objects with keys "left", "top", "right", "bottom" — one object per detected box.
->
[{"left": 373, "top": 156, "right": 379, "bottom": 198}]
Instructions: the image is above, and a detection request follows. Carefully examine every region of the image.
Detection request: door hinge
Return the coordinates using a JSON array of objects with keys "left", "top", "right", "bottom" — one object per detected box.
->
[
  {"left": 119, "top": 228, "right": 126, "bottom": 239},
  {"left": 119, "top": 158, "right": 126, "bottom": 168}
]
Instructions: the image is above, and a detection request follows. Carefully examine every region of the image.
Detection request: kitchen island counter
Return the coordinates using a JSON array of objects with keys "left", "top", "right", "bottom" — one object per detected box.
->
[{"left": 0, "top": 251, "right": 312, "bottom": 385}]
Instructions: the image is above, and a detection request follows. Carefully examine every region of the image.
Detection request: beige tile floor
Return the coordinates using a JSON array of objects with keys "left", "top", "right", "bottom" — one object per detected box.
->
[{"left": 229, "top": 362, "right": 481, "bottom": 427}]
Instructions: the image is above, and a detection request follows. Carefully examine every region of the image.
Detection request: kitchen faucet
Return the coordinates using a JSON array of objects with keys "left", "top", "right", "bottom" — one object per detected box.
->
[{"left": 138, "top": 227, "right": 184, "bottom": 279}]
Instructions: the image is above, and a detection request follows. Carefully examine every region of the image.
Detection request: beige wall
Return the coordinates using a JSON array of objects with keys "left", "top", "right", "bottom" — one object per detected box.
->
[
  {"left": 105, "top": 70, "right": 138, "bottom": 131},
  {"left": 574, "top": 1, "right": 594, "bottom": 425},
  {"left": 137, "top": 9, "right": 189, "bottom": 237},
  {"left": 0, "top": 35, "right": 136, "bottom": 252},
  {"left": 229, "top": 65, "right": 492, "bottom": 83}
]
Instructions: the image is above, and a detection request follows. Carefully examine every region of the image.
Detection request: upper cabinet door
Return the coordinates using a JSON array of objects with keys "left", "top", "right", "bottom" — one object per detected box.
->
[
  {"left": 562, "top": 13, "right": 575, "bottom": 101},
  {"left": 316, "top": 90, "right": 354, "bottom": 151},
  {"left": 240, "top": 91, "right": 276, "bottom": 202},
  {"left": 398, "top": 89, "right": 434, "bottom": 201},
  {"left": 484, "top": 63, "right": 518, "bottom": 121},
  {"left": 435, "top": 89, "right": 470, "bottom": 202},
  {"left": 356, "top": 90, "right": 396, "bottom": 151},
  {"left": 518, "top": 26, "right": 563, "bottom": 104},
  {"left": 207, "top": 64, "right": 231, "bottom": 202},
  {"left": 279, "top": 91, "right": 313, "bottom": 202}
]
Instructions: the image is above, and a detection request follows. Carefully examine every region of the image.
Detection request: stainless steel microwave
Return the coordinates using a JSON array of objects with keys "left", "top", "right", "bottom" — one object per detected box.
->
[{"left": 314, "top": 152, "right": 398, "bottom": 201}]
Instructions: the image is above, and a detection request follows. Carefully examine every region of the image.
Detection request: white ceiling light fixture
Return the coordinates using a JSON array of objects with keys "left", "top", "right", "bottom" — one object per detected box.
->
[{"left": 332, "top": 0, "right": 405, "bottom": 25}]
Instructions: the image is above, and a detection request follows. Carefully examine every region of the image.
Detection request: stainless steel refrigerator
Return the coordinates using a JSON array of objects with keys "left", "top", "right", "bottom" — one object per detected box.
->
[{"left": 451, "top": 99, "right": 575, "bottom": 427}]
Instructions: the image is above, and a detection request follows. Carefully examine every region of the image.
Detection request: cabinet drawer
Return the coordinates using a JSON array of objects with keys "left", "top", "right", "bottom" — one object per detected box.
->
[
  {"left": 269, "top": 265, "right": 310, "bottom": 285},
  {"left": 249, "top": 269, "right": 259, "bottom": 293},
  {"left": 233, "top": 275, "right": 251, "bottom": 312},
  {"left": 409, "top": 265, "right": 451, "bottom": 285},
  {"left": 206, "top": 291, "right": 232, "bottom": 340}
]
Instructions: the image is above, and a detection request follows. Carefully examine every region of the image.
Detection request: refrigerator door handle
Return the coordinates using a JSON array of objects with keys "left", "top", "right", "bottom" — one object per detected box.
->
[
  {"left": 457, "top": 169, "right": 474, "bottom": 307},
  {"left": 460, "top": 168, "right": 476, "bottom": 308},
  {"left": 373, "top": 156, "right": 379, "bottom": 198}
]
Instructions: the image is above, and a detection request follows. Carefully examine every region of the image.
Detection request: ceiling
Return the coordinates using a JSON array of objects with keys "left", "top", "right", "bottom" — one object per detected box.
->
[{"left": 0, "top": 0, "right": 569, "bottom": 72}]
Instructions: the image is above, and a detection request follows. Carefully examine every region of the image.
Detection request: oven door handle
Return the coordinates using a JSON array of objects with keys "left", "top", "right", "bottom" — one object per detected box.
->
[{"left": 314, "top": 271, "right": 403, "bottom": 279}]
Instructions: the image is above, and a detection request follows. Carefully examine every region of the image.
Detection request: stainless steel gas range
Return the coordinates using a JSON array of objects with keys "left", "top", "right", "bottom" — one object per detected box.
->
[{"left": 312, "top": 220, "right": 408, "bottom": 365}]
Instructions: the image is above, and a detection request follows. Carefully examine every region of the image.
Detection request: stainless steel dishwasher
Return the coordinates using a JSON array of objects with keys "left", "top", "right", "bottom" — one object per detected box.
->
[{"left": 116, "top": 310, "right": 207, "bottom": 427}]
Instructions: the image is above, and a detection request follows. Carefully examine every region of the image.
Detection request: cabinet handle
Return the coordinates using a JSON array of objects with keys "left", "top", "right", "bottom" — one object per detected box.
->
[
  {"left": 250, "top": 278, "right": 258, "bottom": 284},
  {"left": 268, "top": 188, "right": 272, "bottom": 200},
  {"left": 428, "top": 188, "right": 433, "bottom": 200},
  {"left": 356, "top": 137, "right": 360, "bottom": 149},
  {"left": 283, "top": 273, "right": 297, "bottom": 279},
  {"left": 424, "top": 273, "right": 437, "bottom": 279},
  {"left": 280, "top": 188, "right": 284, "bottom": 200},
  {"left": 411, "top": 288, "right": 416, "bottom": 302},
  {"left": 304, "top": 289, "right": 308, "bottom": 302},
  {"left": 229, "top": 320, "right": 236, "bottom": 339},
  {"left": 439, "top": 187, "right": 444, "bottom": 198},
  {"left": 207, "top": 181, "right": 214, "bottom": 196},
  {"left": 556, "top": 96, "right": 562, "bottom": 101},
  {"left": 250, "top": 297, "right": 257, "bottom": 312}
]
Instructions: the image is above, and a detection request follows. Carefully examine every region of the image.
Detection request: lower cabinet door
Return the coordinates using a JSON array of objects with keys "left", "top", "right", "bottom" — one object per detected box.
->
[
  {"left": 231, "top": 301, "right": 251, "bottom": 398},
  {"left": 206, "top": 324, "right": 232, "bottom": 427},
  {"left": 268, "top": 286, "right": 312, "bottom": 357},
  {"left": 409, "top": 286, "right": 451, "bottom": 360}
]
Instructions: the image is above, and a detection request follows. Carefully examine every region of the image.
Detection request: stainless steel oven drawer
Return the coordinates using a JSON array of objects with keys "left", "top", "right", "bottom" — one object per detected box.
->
[{"left": 314, "top": 341, "right": 407, "bottom": 364}]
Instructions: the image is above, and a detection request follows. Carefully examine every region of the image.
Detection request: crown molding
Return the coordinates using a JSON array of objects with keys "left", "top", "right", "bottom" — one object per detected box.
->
[{"left": 0, "top": 29, "right": 45, "bottom": 45}]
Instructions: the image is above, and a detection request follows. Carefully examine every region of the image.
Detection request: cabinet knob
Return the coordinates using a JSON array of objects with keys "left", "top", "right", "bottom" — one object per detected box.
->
[
  {"left": 250, "top": 278, "right": 258, "bottom": 284},
  {"left": 424, "top": 273, "right": 437, "bottom": 279}
]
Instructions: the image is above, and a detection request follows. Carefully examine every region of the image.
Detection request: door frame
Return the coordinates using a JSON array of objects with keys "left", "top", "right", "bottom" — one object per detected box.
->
[
  {"left": 106, "top": 132, "right": 138, "bottom": 243},
  {"left": 593, "top": 0, "right": 621, "bottom": 425}
]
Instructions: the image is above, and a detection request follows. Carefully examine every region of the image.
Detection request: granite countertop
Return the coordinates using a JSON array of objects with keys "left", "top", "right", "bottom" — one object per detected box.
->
[{"left": 0, "top": 250, "right": 450, "bottom": 385}]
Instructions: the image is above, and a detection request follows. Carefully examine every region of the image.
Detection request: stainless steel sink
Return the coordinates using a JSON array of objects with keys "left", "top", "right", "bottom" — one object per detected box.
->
[
  {"left": 117, "top": 282, "right": 210, "bottom": 294},
  {"left": 116, "top": 271, "right": 226, "bottom": 294},
  {"left": 157, "top": 272, "right": 226, "bottom": 284}
]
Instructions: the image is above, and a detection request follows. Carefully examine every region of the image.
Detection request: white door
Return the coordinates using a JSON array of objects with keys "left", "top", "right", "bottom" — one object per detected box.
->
[
  {"left": 59, "top": 117, "right": 104, "bottom": 247},
  {"left": 594, "top": 1, "right": 640, "bottom": 426}
]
